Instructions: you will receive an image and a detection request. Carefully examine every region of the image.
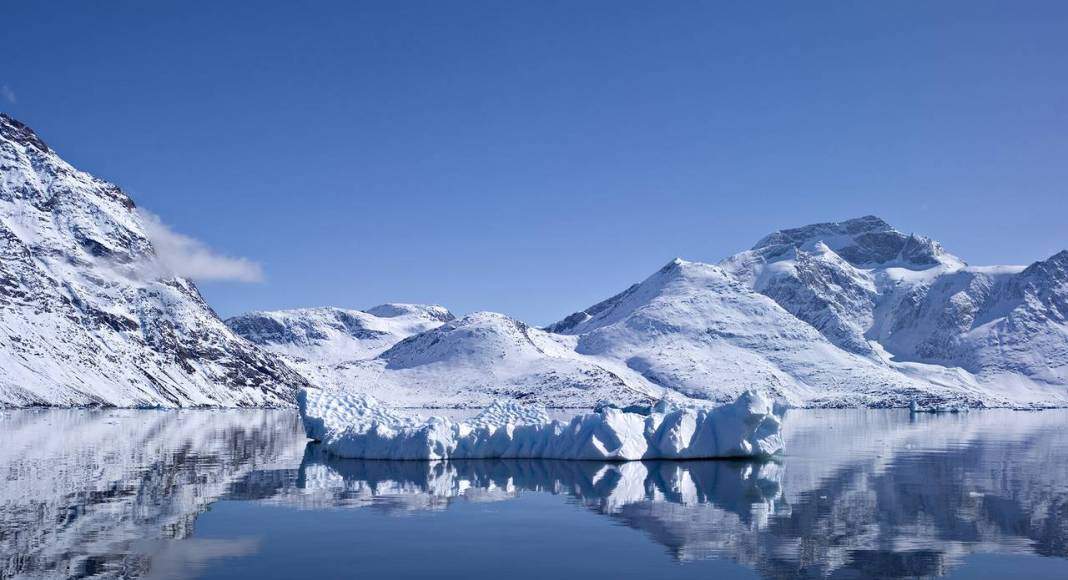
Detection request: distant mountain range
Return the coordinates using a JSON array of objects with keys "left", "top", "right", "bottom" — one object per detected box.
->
[{"left": 1, "top": 114, "right": 1064, "bottom": 408}]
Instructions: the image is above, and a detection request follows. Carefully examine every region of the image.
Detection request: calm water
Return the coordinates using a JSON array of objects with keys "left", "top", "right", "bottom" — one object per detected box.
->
[{"left": 2, "top": 408, "right": 1067, "bottom": 579}]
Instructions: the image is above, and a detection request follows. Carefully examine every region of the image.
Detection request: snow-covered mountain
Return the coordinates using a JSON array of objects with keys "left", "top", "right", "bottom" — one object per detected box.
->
[
  {"left": 873, "top": 253, "right": 1068, "bottom": 387},
  {"left": 542, "top": 216, "right": 1066, "bottom": 408},
  {"left": 226, "top": 304, "right": 453, "bottom": 388},
  {"left": 336, "top": 311, "right": 657, "bottom": 408},
  {"left": 722, "top": 215, "right": 969, "bottom": 357},
  {"left": 720, "top": 216, "right": 1068, "bottom": 405},
  {"left": 6, "top": 112, "right": 1063, "bottom": 409},
  {"left": 0, "top": 113, "right": 307, "bottom": 407},
  {"left": 548, "top": 257, "right": 982, "bottom": 408},
  {"left": 235, "top": 307, "right": 660, "bottom": 408},
  {"left": 227, "top": 214, "right": 1064, "bottom": 409}
]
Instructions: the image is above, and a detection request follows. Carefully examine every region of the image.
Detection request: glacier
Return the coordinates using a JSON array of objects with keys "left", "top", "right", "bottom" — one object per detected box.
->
[{"left": 297, "top": 389, "right": 785, "bottom": 460}]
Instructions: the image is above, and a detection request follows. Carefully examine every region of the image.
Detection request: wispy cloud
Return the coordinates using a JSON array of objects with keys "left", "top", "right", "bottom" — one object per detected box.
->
[
  {"left": 1, "top": 84, "right": 15, "bottom": 104},
  {"left": 137, "top": 209, "right": 264, "bottom": 283}
]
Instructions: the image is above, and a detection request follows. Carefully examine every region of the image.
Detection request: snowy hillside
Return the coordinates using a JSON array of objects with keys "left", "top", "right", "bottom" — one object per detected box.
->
[
  {"left": 234, "top": 307, "right": 661, "bottom": 408},
  {"left": 227, "top": 304, "right": 453, "bottom": 388},
  {"left": 342, "top": 311, "right": 658, "bottom": 408},
  {"left": 719, "top": 216, "right": 1068, "bottom": 405},
  {"left": 548, "top": 258, "right": 983, "bottom": 408},
  {"left": 0, "top": 114, "right": 307, "bottom": 407}
]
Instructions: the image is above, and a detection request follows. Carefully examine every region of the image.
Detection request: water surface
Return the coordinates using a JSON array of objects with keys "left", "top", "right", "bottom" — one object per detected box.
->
[{"left": 2, "top": 408, "right": 1067, "bottom": 579}]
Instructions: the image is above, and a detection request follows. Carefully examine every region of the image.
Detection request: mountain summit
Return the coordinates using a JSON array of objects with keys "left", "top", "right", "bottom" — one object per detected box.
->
[
  {"left": 721, "top": 216, "right": 1067, "bottom": 402},
  {"left": 751, "top": 215, "right": 964, "bottom": 270},
  {"left": 0, "top": 114, "right": 307, "bottom": 406},
  {"left": 541, "top": 217, "right": 1067, "bottom": 408}
]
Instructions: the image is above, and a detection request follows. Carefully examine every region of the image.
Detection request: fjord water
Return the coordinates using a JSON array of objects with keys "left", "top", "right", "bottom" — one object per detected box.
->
[{"left": 2, "top": 409, "right": 1067, "bottom": 579}]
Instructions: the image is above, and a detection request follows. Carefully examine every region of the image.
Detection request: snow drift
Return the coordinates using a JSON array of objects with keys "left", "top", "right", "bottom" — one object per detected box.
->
[{"left": 297, "top": 389, "right": 785, "bottom": 460}]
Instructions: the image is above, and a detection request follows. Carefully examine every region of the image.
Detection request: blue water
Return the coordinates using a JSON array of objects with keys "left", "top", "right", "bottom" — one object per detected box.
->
[{"left": 2, "top": 407, "right": 1067, "bottom": 579}]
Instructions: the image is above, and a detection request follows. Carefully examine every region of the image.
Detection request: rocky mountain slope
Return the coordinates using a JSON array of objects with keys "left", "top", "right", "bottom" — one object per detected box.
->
[{"left": 0, "top": 113, "right": 307, "bottom": 407}]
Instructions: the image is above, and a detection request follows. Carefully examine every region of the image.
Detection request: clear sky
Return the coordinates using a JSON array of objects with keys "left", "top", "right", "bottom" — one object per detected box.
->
[{"left": 3, "top": 1, "right": 1066, "bottom": 323}]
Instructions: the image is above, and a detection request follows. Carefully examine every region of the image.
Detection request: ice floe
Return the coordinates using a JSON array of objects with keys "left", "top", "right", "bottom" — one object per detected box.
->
[{"left": 297, "top": 389, "right": 785, "bottom": 460}]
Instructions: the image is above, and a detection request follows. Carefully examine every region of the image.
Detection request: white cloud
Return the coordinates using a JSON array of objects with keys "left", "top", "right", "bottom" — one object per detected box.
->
[
  {"left": 137, "top": 209, "right": 264, "bottom": 283},
  {"left": 1, "top": 85, "right": 15, "bottom": 104}
]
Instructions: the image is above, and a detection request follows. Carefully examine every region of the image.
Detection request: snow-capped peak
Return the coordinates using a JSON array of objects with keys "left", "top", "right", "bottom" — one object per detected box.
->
[
  {"left": 380, "top": 311, "right": 551, "bottom": 369},
  {"left": 0, "top": 113, "right": 50, "bottom": 154},
  {"left": 546, "top": 258, "right": 741, "bottom": 336},
  {"left": 364, "top": 302, "right": 454, "bottom": 321},
  {"left": 752, "top": 215, "right": 964, "bottom": 270},
  {"left": 753, "top": 215, "right": 892, "bottom": 247}
]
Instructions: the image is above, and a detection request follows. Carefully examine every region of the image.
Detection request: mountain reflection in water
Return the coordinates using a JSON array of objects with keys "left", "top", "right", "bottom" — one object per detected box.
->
[{"left": 1, "top": 408, "right": 1067, "bottom": 579}]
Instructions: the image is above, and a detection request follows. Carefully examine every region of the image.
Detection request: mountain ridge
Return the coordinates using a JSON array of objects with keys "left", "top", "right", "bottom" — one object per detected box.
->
[
  {"left": 542, "top": 217, "right": 1065, "bottom": 408},
  {"left": 0, "top": 113, "right": 308, "bottom": 407}
]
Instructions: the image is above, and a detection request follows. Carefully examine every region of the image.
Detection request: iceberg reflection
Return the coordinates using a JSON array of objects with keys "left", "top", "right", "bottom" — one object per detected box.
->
[
  {"left": 256, "top": 409, "right": 1068, "bottom": 575},
  {"left": 279, "top": 449, "right": 785, "bottom": 529}
]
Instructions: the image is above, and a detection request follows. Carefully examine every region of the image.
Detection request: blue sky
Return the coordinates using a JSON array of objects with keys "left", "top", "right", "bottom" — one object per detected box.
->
[{"left": 3, "top": 1, "right": 1066, "bottom": 323}]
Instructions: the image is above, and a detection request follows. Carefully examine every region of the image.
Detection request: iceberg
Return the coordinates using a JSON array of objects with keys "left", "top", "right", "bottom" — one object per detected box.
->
[{"left": 297, "top": 390, "right": 785, "bottom": 460}]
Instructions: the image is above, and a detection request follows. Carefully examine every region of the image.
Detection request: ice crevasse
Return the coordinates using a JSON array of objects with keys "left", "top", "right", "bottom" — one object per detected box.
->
[{"left": 297, "top": 389, "right": 785, "bottom": 460}]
